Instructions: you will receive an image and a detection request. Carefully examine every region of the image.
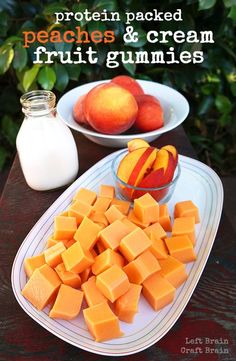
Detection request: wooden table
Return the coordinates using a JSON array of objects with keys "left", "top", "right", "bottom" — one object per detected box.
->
[{"left": 0, "top": 126, "right": 235, "bottom": 361}]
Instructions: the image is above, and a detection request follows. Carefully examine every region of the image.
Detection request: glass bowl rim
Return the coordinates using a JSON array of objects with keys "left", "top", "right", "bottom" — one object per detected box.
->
[{"left": 111, "top": 148, "right": 181, "bottom": 191}]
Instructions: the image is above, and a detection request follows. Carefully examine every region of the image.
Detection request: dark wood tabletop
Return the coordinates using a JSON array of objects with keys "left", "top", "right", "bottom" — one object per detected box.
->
[{"left": 0, "top": 126, "right": 235, "bottom": 361}]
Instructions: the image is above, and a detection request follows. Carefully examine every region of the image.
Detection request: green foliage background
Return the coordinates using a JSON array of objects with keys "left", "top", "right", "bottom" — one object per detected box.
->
[{"left": 0, "top": 0, "right": 235, "bottom": 174}]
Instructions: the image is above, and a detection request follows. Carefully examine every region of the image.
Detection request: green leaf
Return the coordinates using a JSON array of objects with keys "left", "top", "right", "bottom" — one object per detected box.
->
[
  {"left": 224, "top": 0, "right": 236, "bottom": 8},
  {"left": 66, "top": 64, "right": 81, "bottom": 81},
  {"left": 88, "top": 21, "right": 107, "bottom": 34},
  {"left": 0, "top": 86, "right": 20, "bottom": 114},
  {"left": 121, "top": 0, "right": 132, "bottom": 5},
  {"left": 72, "top": 3, "right": 88, "bottom": 26},
  {"left": 23, "top": 64, "right": 40, "bottom": 91},
  {"left": 93, "top": 0, "right": 118, "bottom": 11},
  {"left": 13, "top": 43, "right": 27, "bottom": 71},
  {"left": 1, "top": 115, "right": 20, "bottom": 147},
  {"left": 215, "top": 95, "right": 233, "bottom": 114},
  {"left": 72, "top": 3, "right": 88, "bottom": 12},
  {"left": 0, "top": 0, "right": 17, "bottom": 13},
  {"left": 136, "top": 74, "right": 152, "bottom": 81},
  {"left": 96, "top": 46, "right": 108, "bottom": 66},
  {"left": 54, "top": 35, "right": 73, "bottom": 53},
  {"left": 0, "top": 146, "right": 8, "bottom": 170},
  {"left": 126, "top": 28, "right": 147, "bottom": 49},
  {"left": 198, "top": 96, "right": 214, "bottom": 115},
  {"left": 4, "top": 36, "right": 22, "bottom": 45},
  {"left": 201, "top": 84, "right": 213, "bottom": 95},
  {"left": 123, "top": 58, "right": 136, "bottom": 75},
  {"left": 53, "top": 63, "right": 69, "bottom": 92},
  {"left": 230, "top": 82, "right": 236, "bottom": 96},
  {"left": 213, "top": 142, "right": 225, "bottom": 154},
  {"left": 0, "top": 45, "right": 14, "bottom": 75},
  {"left": 80, "top": 63, "right": 94, "bottom": 79},
  {"left": 218, "top": 113, "right": 232, "bottom": 126},
  {"left": 207, "top": 73, "right": 221, "bottom": 83},
  {"left": 43, "top": 3, "right": 68, "bottom": 16},
  {"left": 199, "top": 0, "right": 216, "bottom": 10},
  {"left": 37, "top": 66, "right": 56, "bottom": 90},
  {"left": 190, "top": 135, "right": 212, "bottom": 145},
  {"left": 0, "top": 11, "right": 10, "bottom": 37},
  {"left": 228, "top": 5, "right": 236, "bottom": 20},
  {"left": 20, "top": 20, "right": 36, "bottom": 31}
]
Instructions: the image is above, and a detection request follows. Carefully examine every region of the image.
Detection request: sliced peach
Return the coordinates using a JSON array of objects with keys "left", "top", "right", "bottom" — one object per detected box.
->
[
  {"left": 132, "top": 148, "right": 176, "bottom": 201},
  {"left": 117, "top": 147, "right": 156, "bottom": 185},
  {"left": 127, "top": 139, "right": 150, "bottom": 152},
  {"left": 127, "top": 147, "right": 157, "bottom": 187},
  {"left": 133, "top": 168, "right": 168, "bottom": 201},
  {"left": 162, "top": 145, "right": 178, "bottom": 168},
  {"left": 135, "top": 168, "right": 165, "bottom": 188},
  {"left": 117, "top": 147, "right": 157, "bottom": 197},
  {"left": 153, "top": 149, "right": 176, "bottom": 184},
  {"left": 117, "top": 148, "right": 146, "bottom": 183}
]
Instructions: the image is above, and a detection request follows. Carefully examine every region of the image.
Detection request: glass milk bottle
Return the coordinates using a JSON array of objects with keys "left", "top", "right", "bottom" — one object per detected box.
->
[{"left": 16, "top": 90, "right": 79, "bottom": 191}]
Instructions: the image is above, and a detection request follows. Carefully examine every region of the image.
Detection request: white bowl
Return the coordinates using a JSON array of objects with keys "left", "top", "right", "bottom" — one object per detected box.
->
[{"left": 57, "top": 79, "right": 189, "bottom": 148}]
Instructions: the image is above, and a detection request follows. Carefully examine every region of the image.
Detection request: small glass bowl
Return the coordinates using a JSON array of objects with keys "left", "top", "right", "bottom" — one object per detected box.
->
[{"left": 111, "top": 149, "right": 181, "bottom": 204}]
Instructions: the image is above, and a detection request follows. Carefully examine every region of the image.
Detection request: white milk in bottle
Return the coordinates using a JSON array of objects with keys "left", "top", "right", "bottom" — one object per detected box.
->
[{"left": 16, "top": 90, "right": 79, "bottom": 191}]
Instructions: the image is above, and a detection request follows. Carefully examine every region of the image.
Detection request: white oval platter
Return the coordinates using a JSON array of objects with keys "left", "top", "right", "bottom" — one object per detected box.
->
[{"left": 11, "top": 150, "right": 223, "bottom": 356}]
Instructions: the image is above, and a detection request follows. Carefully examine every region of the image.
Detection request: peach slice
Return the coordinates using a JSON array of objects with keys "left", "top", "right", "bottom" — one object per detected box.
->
[
  {"left": 162, "top": 145, "right": 178, "bottom": 168},
  {"left": 127, "top": 139, "right": 150, "bottom": 152},
  {"left": 117, "top": 147, "right": 157, "bottom": 197},
  {"left": 133, "top": 169, "right": 168, "bottom": 201},
  {"left": 153, "top": 148, "right": 176, "bottom": 183},
  {"left": 117, "top": 148, "right": 147, "bottom": 183},
  {"left": 127, "top": 147, "right": 157, "bottom": 186}
]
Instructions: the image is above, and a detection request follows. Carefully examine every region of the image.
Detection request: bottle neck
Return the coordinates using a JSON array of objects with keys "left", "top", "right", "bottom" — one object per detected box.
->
[{"left": 21, "top": 90, "right": 56, "bottom": 118}]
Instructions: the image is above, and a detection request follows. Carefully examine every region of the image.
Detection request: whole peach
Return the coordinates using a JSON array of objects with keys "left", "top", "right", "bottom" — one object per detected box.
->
[
  {"left": 111, "top": 75, "right": 144, "bottom": 97},
  {"left": 134, "top": 94, "right": 164, "bottom": 132},
  {"left": 84, "top": 83, "right": 138, "bottom": 134},
  {"left": 73, "top": 95, "right": 87, "bottom": 125}
]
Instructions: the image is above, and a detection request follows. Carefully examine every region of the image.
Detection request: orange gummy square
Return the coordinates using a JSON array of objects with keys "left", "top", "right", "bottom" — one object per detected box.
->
[
  {"left": 142, "top": 272, "right": 175, "bottom": 311},
  {"left": 54, "top": 216, "right": 77, "bottom": 240},
  {"left": 165, "top": 235, "right": 196, "bottom": 263},
  {"left": 174, "top": 200, "right": 200, "bottom": 223},
  {"left": 159, "top": 255, "right": 188, "bottom": 288},
  {"left": 119, "top": 228, "right": 151, "bottom": 262},
  {"left": 144, "top": 222, "right": 166, "bottom": 239},
  {"left": 105, "top": 205, "right": 125, "bottom": 224},
  {"left": 73, "top": 188, "right": 97, "bottom": 205},
  {"left": 172, "top": 217, "right": 196, "bottom": 245},
  {"left": 83, "top": 302, "right": 123, "bottom": 342},
  {"left": 123, "top": 250, "right": 161, "bottom": 284},
  {"left": 111, "top": 198, "right": 131, "bottom": 215},
  {"left": 99, "top": 185, "right": 115, "bottom": 199},
  {"left": 68, "top": 200, "right": 92, "bottom": 225},
  {"left": 62, "top": 241, "right": 94, "bottom": 273},
  {"left": 96, "top": 264, "right": 130, "bottom": 303},
  {"left": 99, "top": 220, "right": 130, "bottom": 250},
  {"left": 133, "top": 193, "right": 159, "bottom": 224},
  {"left": 74, "top": 216, "right": 100, "bottom": 251},
  {"left": 159, "top": 204, "right": 172, "bottom": 232}
]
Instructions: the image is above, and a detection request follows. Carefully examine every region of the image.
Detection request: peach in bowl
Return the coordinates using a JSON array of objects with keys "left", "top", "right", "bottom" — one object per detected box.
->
[
  {"left": 111, "top": 140, "right": 181, "bottom": 203},
  {"left": 57, "top": 78, "right": 189, "bottom": 148}
]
